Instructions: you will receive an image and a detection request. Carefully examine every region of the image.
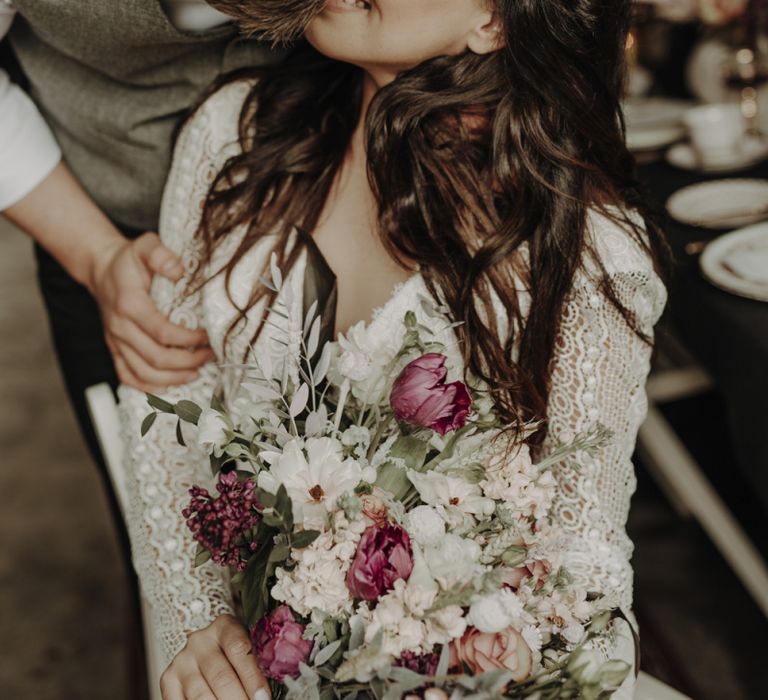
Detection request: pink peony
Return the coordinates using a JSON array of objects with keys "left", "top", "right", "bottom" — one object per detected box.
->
[
  {"left": 182, "top": 471, "right": 260, "bottom": 572},
  {"left": 251, "top": 605, "right": 313, "bottom": 681},
  {"left": 451, "top": 626, "right": 533, "bottom": 681},
  {"left": 346, "top": 523, "right": 414, "bottom": 600},
  {"left": 390, "top": 353, "right": 472, "bottom": 435}
]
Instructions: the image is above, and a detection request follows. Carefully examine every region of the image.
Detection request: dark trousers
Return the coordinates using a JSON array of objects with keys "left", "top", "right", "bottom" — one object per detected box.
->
[{"left": 35, "top": 230, "right": 150, "bottom": 699}]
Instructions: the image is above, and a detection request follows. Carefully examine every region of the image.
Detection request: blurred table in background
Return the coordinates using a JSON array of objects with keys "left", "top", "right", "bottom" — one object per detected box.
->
[{"left": 637, "top": 157, "right": 768, "bottom": 514}]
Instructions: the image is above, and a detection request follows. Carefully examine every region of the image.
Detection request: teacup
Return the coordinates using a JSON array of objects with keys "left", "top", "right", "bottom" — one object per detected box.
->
[{"left": 683, "top": 103, "right": 746, "bottom": 166}]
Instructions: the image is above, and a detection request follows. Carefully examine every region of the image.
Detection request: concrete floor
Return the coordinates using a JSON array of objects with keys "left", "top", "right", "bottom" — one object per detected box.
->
[
  {"left": 0, "top": 218, "right": 128, "bottom": 699},
  {"left": 0, "top": 215, "right": 767, "bottom": 699}
]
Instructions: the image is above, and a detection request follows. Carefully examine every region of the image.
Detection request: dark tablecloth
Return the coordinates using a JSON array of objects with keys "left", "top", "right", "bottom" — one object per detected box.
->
[{"left": 637, "top": 158, "right": 768, "bottom": 514}]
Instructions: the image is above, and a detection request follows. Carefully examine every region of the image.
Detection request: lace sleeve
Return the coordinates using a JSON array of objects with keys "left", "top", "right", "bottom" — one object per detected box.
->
[
  {"left": 117, "top": 82, "right": 251, "bottom": 666},
  {"left": 543, "top": 212, "right": 667, "bottom": 613}
]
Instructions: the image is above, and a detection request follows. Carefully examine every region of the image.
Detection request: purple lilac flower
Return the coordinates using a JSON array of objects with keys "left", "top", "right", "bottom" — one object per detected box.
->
[{"left": 182, "top": 471, "right": 260, "bottom": 571}]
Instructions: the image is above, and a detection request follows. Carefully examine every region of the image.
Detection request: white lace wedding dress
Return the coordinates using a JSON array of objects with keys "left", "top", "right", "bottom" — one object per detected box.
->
[{"left": 117, "top": 82, "right": 667, "bottom": 694}]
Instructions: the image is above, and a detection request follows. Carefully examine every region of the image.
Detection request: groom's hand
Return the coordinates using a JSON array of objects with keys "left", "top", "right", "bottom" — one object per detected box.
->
[
  {"left": 89, "top": 232, "right": 214, "bottom": 392},
  {"left": 161, "top": 614, "right": 270, "bottom": 700}
]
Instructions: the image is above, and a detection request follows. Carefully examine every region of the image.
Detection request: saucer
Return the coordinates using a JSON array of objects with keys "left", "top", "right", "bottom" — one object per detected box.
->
[
  {"left": 623, "top": 97, "right": 692, "bottom": 152},
  {"left": 700, "top": 221, "right": 768, "bottom": 301},
  {"left": 666, "top": 179, "right": 768, "bottom": 229},
  {"left": 667, "top": 138, "right": 768, "bottom": 174}
]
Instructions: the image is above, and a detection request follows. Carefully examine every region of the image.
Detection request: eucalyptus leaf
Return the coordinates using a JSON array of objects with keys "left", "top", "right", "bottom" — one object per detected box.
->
[
  {"left": 313, "top": 343, "right": 333, "bottom": 385},
  {"left": 290, "top": 383, "right": 310, "bottom": 418},
  {"left": 194, "top": 547, "right": 212, "bottom": 567},
  {"left": 303, "top": 298, "right": 319, "bottom": 335},
  {"left": 146, "top": 393, "right": 174, "bottom": 413},
  {"left": 175, "top": 419, "right": 186, "bottom": 446},
  {"left": 291, "top": 529, "right": 321, "bottom": 549},
  {"left": 140, "top": 412, "right": 158, "bottom": 437},
  {"left": 313, "top": 640, "right": 342, "bottom": 667},
  {"left": 174, "top": 400, "right": 202, "bottom": 425},
  {"left": 307, "top": 315, "right": 322, "bottom": 358}
]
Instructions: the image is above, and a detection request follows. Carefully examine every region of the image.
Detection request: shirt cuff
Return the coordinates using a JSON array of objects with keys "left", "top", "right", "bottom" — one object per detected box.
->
[{"left": 0, "top": 75, "right": 62, "bottom": 211}]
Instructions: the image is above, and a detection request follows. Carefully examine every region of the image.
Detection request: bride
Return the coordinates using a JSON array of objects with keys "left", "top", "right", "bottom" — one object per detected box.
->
[{"left": 118, "top": 1, "right": 668, "bottom": 698}]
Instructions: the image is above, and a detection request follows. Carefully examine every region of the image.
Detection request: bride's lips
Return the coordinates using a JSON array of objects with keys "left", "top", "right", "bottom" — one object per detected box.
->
[{"left": 324, "top": 0, "right": 371, "bottom": 13}]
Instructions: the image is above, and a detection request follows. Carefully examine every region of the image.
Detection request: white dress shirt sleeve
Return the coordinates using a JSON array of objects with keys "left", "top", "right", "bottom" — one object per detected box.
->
[{"left": 0, "top": 2, "right": 62, "bottom": 211}]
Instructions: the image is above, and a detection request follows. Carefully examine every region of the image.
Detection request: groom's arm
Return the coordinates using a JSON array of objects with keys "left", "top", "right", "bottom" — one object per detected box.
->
[{"left": 0, "top": 16, "right": 212, "bottom": 389}]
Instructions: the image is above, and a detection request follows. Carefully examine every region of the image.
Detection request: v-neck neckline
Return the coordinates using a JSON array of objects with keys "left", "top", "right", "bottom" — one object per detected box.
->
[{"left": 297, "top": 226, "right": 421, "bottom": 343}]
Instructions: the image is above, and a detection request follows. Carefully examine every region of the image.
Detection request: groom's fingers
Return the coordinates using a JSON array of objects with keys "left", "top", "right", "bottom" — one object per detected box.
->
[
  {"left": 118, "top": 319, "right": 214, "bottom": 371},
  {"left": 134, "top": 231, "right": 184, "bottom": 282},
  {"left": 119, "top": 344, "right": 199, "bottom": 387}
]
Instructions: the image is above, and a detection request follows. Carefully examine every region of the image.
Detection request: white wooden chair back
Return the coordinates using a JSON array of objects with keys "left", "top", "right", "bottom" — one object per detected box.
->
[{"left": 85, "top": 383, "right": 163, "bottom": 700}]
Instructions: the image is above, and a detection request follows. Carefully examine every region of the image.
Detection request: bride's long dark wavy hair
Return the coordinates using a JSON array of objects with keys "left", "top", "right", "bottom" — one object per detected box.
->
[{"left": 194, "top": 0, "right": 669, "bottom": 441}]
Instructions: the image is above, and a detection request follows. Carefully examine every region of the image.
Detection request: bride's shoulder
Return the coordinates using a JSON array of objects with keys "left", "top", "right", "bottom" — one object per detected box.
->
[
  {"left": 584, "top": 206, "right": 660, "bottom": 279},
  {"left": 159, "top": 80, "right": 254, "bottom": 245},
  {"left": 581, "top": 206, "right": 667, "bottom": 323},
  {"left": 174, "top": 79, "right": 255, "bottom": 164}
]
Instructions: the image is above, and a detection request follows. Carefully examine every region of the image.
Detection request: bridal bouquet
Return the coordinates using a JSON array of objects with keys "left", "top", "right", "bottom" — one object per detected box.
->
[{"left": 144, "top": 257, "right": 631, "bottom": 699}]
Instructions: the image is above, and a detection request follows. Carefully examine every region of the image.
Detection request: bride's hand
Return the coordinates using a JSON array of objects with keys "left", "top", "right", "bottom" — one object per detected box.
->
[
  {"left": 160, "top": 614, "right": 270, "bottom": 700},
  {"left": 88, "top": 232, "right": 215, "bottom": 392}
]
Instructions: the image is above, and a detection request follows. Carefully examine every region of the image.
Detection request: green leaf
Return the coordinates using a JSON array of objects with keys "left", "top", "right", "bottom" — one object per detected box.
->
[
  {"left": 140, "top": 412, "right": 158, "bottom": 437},
  {"left": 389, "top": 435, "right": 429, "bottom": 471},
  {"left": 501, "top": 545, "right": 528, "bottom": 567},
  {"left": 291, "top": 529, "right": 321, "bottom": 549},
  {"left": 194, "top": 547, "right": 212, "bottom": 567},
  {"left": 175, "top": 419, "right": 186, "bottom": 446},
  {"left": 268, "top": 543, "right": 291, "bottom": 563},
  {"left": 275, "top": 484, "right": 294, "bottom": 532},
  {"left": 210, "top": 394, "right": 227, "bottom": 414},
  {"left": 262, "top": 512, "right": 283, "bottom": 528},
  {"left": 241, "top": 540, "right": 273, "bottom": 626},
  {"left": 146, "top": 394, "right": 173, "bottom": 412},
  {"left": 174, "top": 400, "right": 202, "bottom": 425},
  {"left": 256, "top": 488, "right": 276, "bottom": 509}
]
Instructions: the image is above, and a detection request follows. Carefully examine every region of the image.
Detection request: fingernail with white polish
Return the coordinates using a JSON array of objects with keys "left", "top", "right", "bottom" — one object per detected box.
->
[{"left": 254, "top": 689, "right": 270, "bottom": 700}]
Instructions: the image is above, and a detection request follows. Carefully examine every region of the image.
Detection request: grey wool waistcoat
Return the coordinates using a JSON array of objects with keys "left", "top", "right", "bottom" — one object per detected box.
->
[{"left": 9, "top": 0, "right": 275, "bottom": 230}]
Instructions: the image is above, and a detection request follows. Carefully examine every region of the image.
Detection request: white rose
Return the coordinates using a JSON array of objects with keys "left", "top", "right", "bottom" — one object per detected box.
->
[
  {"left": 196, "top": 409, "right": 229, "bottom": 454},
  {"left": 423, "top": 534, "right": 482, "bottom": 588},
  {"left": 468, "top": 593, "right": 514, "bottom": 633},
  {"left": 405, "top": 505, "right": 446, "bottom": 547}
]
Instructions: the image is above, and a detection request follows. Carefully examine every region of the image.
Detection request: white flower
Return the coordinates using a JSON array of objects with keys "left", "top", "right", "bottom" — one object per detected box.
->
[
  {"left": 364, "top": 579, "right": 434, "bottom": 656},
  {"left": 423, "top": 534, "right": 482, "bottom": 588},
  {"left": 271, "top": 513, "right": 365, "bottom": 618},
  {"left": 331, "top": 321, "right": 404, "bottom": 404},
  {"left": 468, "top": 589, "right": 525, "bottom": 633},
  {"left": 260, "top": 437, "right": 363, "bottom": 529},
  {"left": 468, "top": 594, "right": 513, "bottom": 633},
  {"left": 425, "top": 605, "right": 467, "bottom": 645},
  {"left": 196, "top": 409, "right": 229, "bottom": 455},
  {"left": 341, "top": 425, "right": 371, "bottom": 448},
  {"left": 405, "top": 505, "right": 446, "bottom": 547},
  {"left": 521, "top": 624, "right": 543, "bottom": 653},
  {"left": 408, "top": 470, "right": 495, "bottom": 519}
]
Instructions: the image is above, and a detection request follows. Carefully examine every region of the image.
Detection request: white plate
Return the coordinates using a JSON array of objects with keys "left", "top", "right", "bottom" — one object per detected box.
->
[
  {"left": 666, "top": 179, "right": 768, "bottom": 229},
  {"left": 666, "top": 138, "right": 768, "bottom": 174},
  {"left": 623, "top": 97, "right": 692, "bottom": 151},
  {"left": 700, "top": 222, "right": 768, "bottom": 302}
]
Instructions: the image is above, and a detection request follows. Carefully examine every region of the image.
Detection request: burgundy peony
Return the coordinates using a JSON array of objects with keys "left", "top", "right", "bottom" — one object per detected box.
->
[
  {"left": 390, "top": 353, "right": 472, "bottom": 435},
  {"left": 346, "top": 523, "right": 414, "bottom": 600},
  {"left": 182, "top": 471, "right": 260, "bottom": 572},
  {"left": 251, "top": 605, "right": 313, "bottom": 681}
]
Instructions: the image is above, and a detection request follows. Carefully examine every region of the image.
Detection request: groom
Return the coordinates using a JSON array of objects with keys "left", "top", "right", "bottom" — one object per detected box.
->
[
  {"left": 1, "top": 0, "right": 325, "bottom": 534},
  {"left": 1, "top": 1, "right": 321, "bottom": 696}
]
